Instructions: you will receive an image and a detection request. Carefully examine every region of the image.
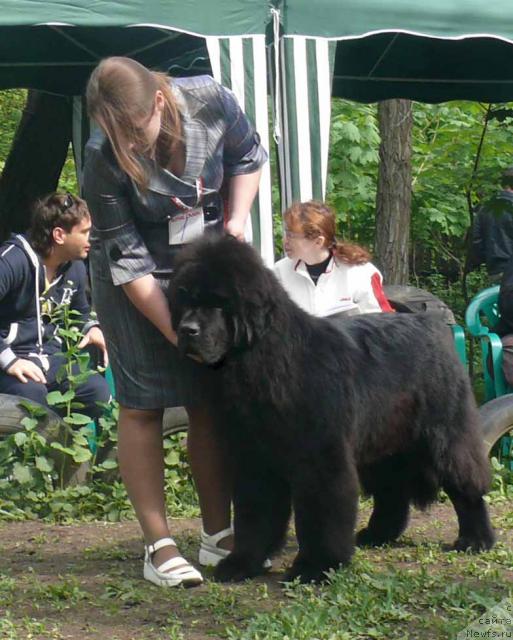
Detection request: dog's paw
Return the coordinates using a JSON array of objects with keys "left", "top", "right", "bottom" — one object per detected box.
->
[
  {"left": 213, "top": 554, "right": 262, "bottom": 583},
  {"left": 356, "top": 527, "right": 385, "bottom": 547},
  {"left": 356, "top": 527, "right": 400, "bottom": 547},
  {"left": 285, "top": 565, "right": 330, "bottom": 584},
  {"left": 452, "top": 531, "right": 496, "bottom": 553},
  {"left": 285, "top": 556, "right": 349, "bottom": 585}
]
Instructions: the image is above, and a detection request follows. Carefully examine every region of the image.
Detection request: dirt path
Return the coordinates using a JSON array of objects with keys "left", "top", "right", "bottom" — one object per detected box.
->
[{"left": 0, "top": 502, "right": 511, "bottom": 639}]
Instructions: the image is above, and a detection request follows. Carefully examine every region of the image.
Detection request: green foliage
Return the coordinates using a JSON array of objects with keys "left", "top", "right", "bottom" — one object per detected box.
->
[
  {"left": 0, "top": 89, "right": 26, "bottom": 172},
  {"left": 411, "top": 103, "right": 513, "bottom": 277},
  {"left": 327, "top": 100, "right": 380, "bottom": 247},
  {"left": 490, "top": 455, "right": 513, "bottom": 499},
  {"left": 0, "top": 420, "right": 196, "bottom": 522},
  {"left": 0, "top": 88, "right": 78, "bottom": 193},
  {"left": 0, "top": 298, "right": 198, "bottom": 522},
  {"left": 227, "top": 554, "right": 512, "bottom": 640},
  {"left": 326, "top": 99, "right": 513, "bottom": 278},
  {"left": 58, "top": 146, "right": 79, "bottom": 194}
]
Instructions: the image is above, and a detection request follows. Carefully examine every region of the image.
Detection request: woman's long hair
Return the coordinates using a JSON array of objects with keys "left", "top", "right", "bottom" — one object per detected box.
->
[
  {"left": 284, "top": 200, "right": 371, "bottom": 265},
  {"left": 86, "top": 56, "right": 182, "bottom": 188}
]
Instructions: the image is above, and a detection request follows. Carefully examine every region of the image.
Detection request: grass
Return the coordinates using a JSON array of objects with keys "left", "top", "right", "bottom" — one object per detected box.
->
[
  {"left": 229, "top": 550, "right": 512, "bottom": 640},
  {"left": 0, "top": 500, "right": 511, "bottom": 640}
]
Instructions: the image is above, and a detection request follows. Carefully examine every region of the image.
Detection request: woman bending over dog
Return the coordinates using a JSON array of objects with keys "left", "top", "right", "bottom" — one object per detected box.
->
[{"left": 83, "top": 56, "right": 267, "bottom": 588}]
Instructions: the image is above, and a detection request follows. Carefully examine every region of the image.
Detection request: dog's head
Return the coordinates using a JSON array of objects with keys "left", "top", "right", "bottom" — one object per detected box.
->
[{"left": 167, "top": 235, "right": 280, "bottom": 365}]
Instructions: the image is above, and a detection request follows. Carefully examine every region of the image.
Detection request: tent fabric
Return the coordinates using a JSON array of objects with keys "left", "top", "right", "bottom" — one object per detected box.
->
[
  {"left": 206, "top": 35, "right": 274, "bottom": 265},
  {"left": 2, "top": 1, "right": 513, "bottom": 102},
  {"left": 1, "top": 0, "right": 267, "bottom": 34},
  {"left": 331, "top": 33, "right": 513, "bottom": 105},
  {"left": 0, "top": 27, "right": 211, "bottom": 94},
  {"left": 276, "top": 37, "right": 334, "bottom": 209},
  {"left": 6, "top": 1, "right": 513, "bottom": 236},
  {"left": 0, "top": 0, "right": 268, "bottom": 94},
  {"left": 281, "top": 1, "right": 513, "bottom": 104},
  {"left": 275, "top": 0, "right": 513, "bottom": 207},
  {"left": 282, "top": 0, "right": 513, "bottom": 43}
]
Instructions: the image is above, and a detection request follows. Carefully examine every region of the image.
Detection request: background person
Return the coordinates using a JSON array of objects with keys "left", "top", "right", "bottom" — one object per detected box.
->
[
  {"left": 470, "top": 166, "right": 513, "bottom": 282},
  {"left": 273, "top": 200, "right": 393, "bottom": 317},
  {"left": 0, "top": 192, "right": 110, "bottom": 418},
  {"left": 83, "top": 57, "right": 267, "bottom": 588}
]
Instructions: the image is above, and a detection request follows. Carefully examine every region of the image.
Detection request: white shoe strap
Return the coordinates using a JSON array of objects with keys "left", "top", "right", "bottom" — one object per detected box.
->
[
  {"left": 201, "top": 526, "right": 233, "bottom": 546},
  {"left": 146, "top": 537, "right": 177, "bottom": 555},
  {"left": 156, "top": 555, "right": 192, "bottom": 573}
]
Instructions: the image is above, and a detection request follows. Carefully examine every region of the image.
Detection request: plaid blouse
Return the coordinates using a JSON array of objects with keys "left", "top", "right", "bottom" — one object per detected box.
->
[{"left": 83, "top": 75, "right": 268, "bottom": 285}]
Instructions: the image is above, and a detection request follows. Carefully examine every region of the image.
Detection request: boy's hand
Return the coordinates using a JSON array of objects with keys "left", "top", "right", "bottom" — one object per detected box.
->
[{"left": 7, "top": 359, "right": 47, "bottom": 384}]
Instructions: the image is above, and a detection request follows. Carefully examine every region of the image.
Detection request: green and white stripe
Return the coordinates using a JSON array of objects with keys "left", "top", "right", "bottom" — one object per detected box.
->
[
  {"left": 278, "top": 36, "right": 334, "bottom": 209},
  {"left": 207, "top": 35, "right": 274, "bottom": 266}
]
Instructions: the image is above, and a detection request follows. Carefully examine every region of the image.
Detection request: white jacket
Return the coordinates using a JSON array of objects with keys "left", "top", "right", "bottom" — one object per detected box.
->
[{"left": 273, "top": 256, "right": 391, "bottom": 317}]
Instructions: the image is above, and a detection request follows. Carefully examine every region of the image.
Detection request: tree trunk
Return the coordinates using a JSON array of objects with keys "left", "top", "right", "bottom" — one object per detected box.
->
[
  {"left": 374, "top": 99, "right": 413, "bottom": 284},
  {"left": 0, "top": 90, "right": 72, "bottom": 241}
]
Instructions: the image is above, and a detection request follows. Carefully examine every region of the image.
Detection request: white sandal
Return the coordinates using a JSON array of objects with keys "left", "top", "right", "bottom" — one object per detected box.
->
[
  {"left": 144, "top": 537, "right": 203, "bottom": 587},
  {"left": 199, "top": 527, "right": 233, "bottom": 567},
  {"left": 199, "top": 527, "right": 272, "bottom": 569}
]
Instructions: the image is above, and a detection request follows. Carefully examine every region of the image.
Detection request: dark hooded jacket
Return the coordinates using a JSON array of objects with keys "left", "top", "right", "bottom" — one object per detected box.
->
[
  {"left": 471, "top": 190, "right": 513, "bottom": 276},
  {"left": 0, "top": 234, "right": 97, "bottom": 372}
]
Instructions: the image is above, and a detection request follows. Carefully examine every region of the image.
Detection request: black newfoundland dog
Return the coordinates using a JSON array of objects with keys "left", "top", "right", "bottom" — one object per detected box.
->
[{"left": 168, "top": 236, "right": 495, "bottom": 583}]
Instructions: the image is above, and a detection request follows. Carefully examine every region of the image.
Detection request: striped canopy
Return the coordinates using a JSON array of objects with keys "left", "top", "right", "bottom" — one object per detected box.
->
[
  {"left": 4, "top": 0, "right": 513, "bottom": 259},
  {"left": 0, "top": 0, "right": 275, "bottom": 263},
  {"left": 276, "top": 0, "right": 513, "bottom": 210}
]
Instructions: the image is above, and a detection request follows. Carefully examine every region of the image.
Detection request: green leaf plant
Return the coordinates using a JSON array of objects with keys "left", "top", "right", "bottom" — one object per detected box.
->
[
  {"left": 0, "top": 299, "right": 198, "bottom": 522},
  {"left": 0, "top": 301, "right": 119, "bottom": 520}
]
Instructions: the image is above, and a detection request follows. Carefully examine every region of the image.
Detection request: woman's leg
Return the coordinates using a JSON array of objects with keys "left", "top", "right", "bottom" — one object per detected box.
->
[
  {"left": 186, "top": 405, "right": 233, "bottom": 550},
  {"left": 117, "top": 405, "right": 183, "bottom": 568}
]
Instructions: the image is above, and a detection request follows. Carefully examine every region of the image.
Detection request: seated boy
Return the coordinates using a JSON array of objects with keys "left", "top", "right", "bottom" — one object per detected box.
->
[{"left": 0, "top": 192, "right": 110, "bottom": 417}]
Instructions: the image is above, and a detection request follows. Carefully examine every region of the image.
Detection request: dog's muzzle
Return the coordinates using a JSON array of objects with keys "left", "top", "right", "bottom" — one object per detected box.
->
[{"left": 177, "top": 318, "right": 202, "bottom": 358}]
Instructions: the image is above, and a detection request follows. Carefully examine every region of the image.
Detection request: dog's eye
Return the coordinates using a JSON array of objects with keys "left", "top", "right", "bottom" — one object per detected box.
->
[{"left": 207, "top": 294, "right": 232, "bottom": 310}]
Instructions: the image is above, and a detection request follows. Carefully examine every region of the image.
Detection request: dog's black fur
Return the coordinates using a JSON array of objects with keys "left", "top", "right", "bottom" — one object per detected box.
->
[{"left": 168, "top": 235, "right": 495, "bottom": 583}]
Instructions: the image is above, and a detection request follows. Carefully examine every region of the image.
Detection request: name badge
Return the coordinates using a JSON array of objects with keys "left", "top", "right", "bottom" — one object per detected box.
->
[{"left": 169, "top": 208, "right": 204, "bottom": 245}]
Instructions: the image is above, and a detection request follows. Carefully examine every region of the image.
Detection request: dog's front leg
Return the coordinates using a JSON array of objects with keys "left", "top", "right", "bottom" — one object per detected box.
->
[
  {"left": 288, "top": 443, "right": 358, "bottom": 584},
  {"left": 214, "top": 451, "right": 291, "bottom": 582}
]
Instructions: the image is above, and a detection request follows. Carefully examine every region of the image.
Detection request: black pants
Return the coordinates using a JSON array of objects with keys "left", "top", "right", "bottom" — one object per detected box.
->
[{"left": 0, "top": 353, "right": 111, "bottom": 419}]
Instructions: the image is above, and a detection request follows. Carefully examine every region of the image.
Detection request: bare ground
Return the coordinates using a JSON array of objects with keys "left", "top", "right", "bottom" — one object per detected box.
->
[{"left": 0, "top": 501, "right": 512, "bottom": 640}]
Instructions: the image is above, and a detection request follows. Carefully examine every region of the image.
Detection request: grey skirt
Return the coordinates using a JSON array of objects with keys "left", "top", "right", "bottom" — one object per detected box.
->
[{"left": 90, "top": 268, "right": 212, "bottom": 410}]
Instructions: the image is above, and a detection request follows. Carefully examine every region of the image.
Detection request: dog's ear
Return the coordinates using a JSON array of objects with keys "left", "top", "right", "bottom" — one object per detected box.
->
[
  {"left": 232, "top": 314, "right": 253, "bottom": 348},
  {"left": 231, "top": 297, "right": 277, "bottom": 348}
]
